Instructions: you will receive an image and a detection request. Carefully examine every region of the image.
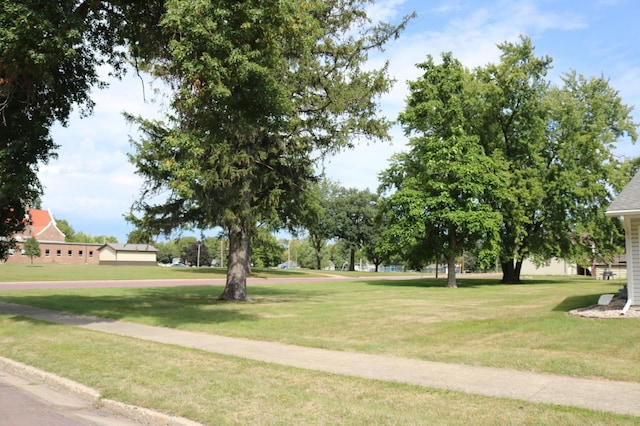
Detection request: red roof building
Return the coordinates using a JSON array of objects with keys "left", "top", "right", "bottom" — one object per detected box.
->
[
  {"left": 14, "top": 209, "right": 66, "bottom": 243},
  {"left": 4, "top": 208, "right": 101, "bottom": 265}
]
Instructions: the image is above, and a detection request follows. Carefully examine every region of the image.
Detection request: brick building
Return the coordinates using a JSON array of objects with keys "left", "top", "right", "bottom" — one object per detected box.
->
[{"left": 5, "top": 208, "right": 101, "bottom": 265}]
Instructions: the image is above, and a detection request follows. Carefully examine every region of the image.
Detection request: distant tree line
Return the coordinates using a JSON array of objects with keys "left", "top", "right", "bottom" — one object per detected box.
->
[
  {"left": 2, "top": 1, "right": 637, "bottom": 297},
  {"left": 55, "top": 219, "right": 118, "bottom": 244}
]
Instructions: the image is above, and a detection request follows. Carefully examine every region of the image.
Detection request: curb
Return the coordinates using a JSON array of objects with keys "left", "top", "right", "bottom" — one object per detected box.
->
[{"left": 0, "top": 356, "right": 202, "bottom": 426}]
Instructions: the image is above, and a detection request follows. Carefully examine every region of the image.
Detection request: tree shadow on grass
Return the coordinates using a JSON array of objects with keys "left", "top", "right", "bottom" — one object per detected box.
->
[
  {"left": 362, "top": 276, "right": 565, "bottom": 289},
  {"left": 0, "top": 284, "right": 326, "bottom": 329},
  {"left": 552, "top": 294, "right": 602, "bottom": 312},
  {"left": 173, "top": 266, "right": 318, "bottom": 278}
]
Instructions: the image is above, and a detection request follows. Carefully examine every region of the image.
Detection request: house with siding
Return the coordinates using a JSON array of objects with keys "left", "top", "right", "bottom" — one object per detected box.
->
[
  {"left": 606, "top": 170, "right": 640, "bottom": 312},
  {"left": 5, "top": 208, "right": 101, "bottom": 265},
  {"left": 98, "top": 243, "right": 158, "bottom": 266}
]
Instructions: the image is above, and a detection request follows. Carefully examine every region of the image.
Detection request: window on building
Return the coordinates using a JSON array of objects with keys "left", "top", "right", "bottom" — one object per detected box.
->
[
  {"left": 8, "top": 249, "right": 14, "bottom": 256},
  {"left": 45, "top": 249, "right": 50, "bottom": 257},
  {"left": 56, "top": 250, "right": 61, "bottom": 257},
  {"left": 68, "top": 249, "right": 72, "bottom": 257},
  {"left": 89, "top": 251, "right": 94, "bottom": 258},
  {"left": 21, "top": 249, "right": 26, "bottom": 256},
  {"left": 78, "top": 250, "right": 83, "bottom": 257}
]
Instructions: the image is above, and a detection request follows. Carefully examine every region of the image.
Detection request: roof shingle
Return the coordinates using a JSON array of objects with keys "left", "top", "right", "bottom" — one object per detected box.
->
[
  {"left": 100, "top": 243, "right": 158, "bottom": 252},
  {"left": 607, "top": 171, "right": 640, "bottom": 216}
]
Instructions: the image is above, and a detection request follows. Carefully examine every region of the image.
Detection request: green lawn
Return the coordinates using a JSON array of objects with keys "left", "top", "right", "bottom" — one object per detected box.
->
[
  {"left": 0, "top": 263, "right": 327, "bottom": 281},
  {"left": 0, "top": 272, "right": 637, "bottom": 424}
]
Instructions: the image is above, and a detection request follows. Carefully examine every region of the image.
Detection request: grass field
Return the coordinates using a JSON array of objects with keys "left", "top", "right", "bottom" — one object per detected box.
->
[
  {"left": 0, "top": 263, "right": 326, "bottom": 281},
  {"left": 0, "top": 267, "right": 637, "bottom": 424}
]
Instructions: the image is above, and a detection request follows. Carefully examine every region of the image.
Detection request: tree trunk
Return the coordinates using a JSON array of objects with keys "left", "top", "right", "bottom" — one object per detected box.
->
[
  {"left": 310, "top": 235, "right": 323, "bottom": 270},
  {"left": 446, "top": 253, "right": 457, "bottom": 288},
  {"left": 219, "top": 224, "right": 250, "bottom": 301},
  {"left": 446, "top": 231, "right": 457, "bottom": 288},
  {"left": 349, "top": 248, "right": 356, "bottom": 271},
  {"left": 501, "top": 259, "right": 523, "bottom": 284}
]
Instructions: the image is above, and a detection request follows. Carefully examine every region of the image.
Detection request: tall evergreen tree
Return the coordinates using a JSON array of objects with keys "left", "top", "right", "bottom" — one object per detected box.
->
[{"left": 127, "top": 1, "right": 412, "bottom": 299}]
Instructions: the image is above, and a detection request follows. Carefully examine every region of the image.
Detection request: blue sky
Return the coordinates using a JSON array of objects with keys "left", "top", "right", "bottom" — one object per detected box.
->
[{"left": 41, "top": 0, "right": 639, "bottom": 242}]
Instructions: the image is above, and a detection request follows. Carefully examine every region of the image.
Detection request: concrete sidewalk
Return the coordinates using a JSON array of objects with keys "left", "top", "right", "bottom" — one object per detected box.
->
[{"left": 1, "top": 301, "right": 639, "bottom": 418}]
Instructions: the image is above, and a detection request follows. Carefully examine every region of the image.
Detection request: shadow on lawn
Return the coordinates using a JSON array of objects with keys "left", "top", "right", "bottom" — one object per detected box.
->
[
  {"left": 0, "top": 285, "right": 315, "bottom": 329},
  {"left": 362, "top": 276, "right": 564, "bottom": 289},
  {"left": 553, "top": 294, "right": 602, "bottom": 312}
]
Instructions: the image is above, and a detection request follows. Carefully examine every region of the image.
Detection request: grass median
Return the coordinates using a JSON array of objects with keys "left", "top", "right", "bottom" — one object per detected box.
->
[{"left": 0, "top": 272, "right": 637, "bottom": 423}]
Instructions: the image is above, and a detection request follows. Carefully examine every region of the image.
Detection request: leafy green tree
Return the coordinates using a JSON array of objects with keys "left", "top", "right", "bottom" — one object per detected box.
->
[
  {"left": 184, "top": 241, "right": 212, "bottom": 267},
  {"left": 290, "top": 238, "right": 317, "bottom": 269},
  {"left": 203, "top": 236, "right": 228, "bottom": 268},
  {"left": 127, "top": 227, "right": 154, "bottom": 244},
  {"left": 252, "top": 228, "right": 282, "bottom": 268},
  {"left": 23, "top": 237, "right": 41, "bottom": 264},
  {"left": 363, "top": 197, "right": 392, "bottom": 272},
  {"left": 0, "top": 0, "right": 148, "bottom": 259},
  {"left": 154, "top": 240, "right": 178, "bottom": 265},
  {"left": 299, "top": 179, "right": 342, "bottom": 269},
  {"left": 1, "top": 2, "right": 87, "bottom": 258},
  {"left": 67, "top": 231, "right": 117, "bottom": 244},
  {"left": 471, "top": 37, "right": 552, "bottom": 283},
  {"left": 474, "top": 37, "right": 637, "bottom": 283},
  {"left": 326, "top": 187, "right": 378, "bottom": 271},
  {"left": 53, "top": 217, "right": 118, "bottom": 244},
  {"left": 55, "top": 219, "right": 75, "bottom": 241},
  {"left": 380, "top": 53, "right": 503, "bottom": 287},
  {"left": 127, "top": 1, "right": 412, "bottom": 300},
  {"left": 326, "top": 240, "right": 348, "bottom": 270},
  {"left": 175, "top": 237, "right": 197, "bottom": 263}
]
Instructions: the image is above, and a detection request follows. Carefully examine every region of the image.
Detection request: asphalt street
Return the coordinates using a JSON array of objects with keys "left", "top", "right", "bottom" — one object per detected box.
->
[{"left": 0, "top": 367, "right": 143, "bottom": 426}]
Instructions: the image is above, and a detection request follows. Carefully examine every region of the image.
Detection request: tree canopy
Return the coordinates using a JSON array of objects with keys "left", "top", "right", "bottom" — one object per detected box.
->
[
  {"left": 324, "top": 186, "right": 378, "bottom": 271},
  {"left": 1, "top": 1, "right": 98, "bottom": 258},
  {"left": 126, "top": 0, "right": 412, "bottom": 299},
  {"left": 381, "top": 36, "right": 637, "bottom": 284},
  {"left": 23, "top": 236, "right": 41, "bottom": 264},
  {"left": 0, "top": 0, "right": 163, "bottom": 258},
  {"left": 380, "top": 53, "right": 503, "bottom": 287}
]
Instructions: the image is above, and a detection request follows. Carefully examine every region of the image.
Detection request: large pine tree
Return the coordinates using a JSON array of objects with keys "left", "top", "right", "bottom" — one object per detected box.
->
[{"left": 126, "top": 1, "right": 413, "bottom": 300}]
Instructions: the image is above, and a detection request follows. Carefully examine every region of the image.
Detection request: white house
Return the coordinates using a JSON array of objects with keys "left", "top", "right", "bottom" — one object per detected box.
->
[
  {"left": 520, "top": 258, "right": 577, "bottom": 276},
  {"left": 606, "top": 170, "right": 640, "bottom": 312}
]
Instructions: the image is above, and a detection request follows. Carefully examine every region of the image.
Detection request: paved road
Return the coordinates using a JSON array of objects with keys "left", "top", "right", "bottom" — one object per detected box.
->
[
  {"left": 0, "top": 367, "right": 142, "bottom": 426},
  {"left": 0, "top": 274, "right": 437, "bottom": 291}
]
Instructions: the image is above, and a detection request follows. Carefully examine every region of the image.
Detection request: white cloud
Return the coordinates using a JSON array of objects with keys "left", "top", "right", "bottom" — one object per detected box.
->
[
  {"left": 324, "top": 0, "right": 617, "bottom": 193},
  {"left": 366, "top": 0, "right": 409, "bottom": 22},
  {"left": 39, "top": 68, "right": 159, "bottom": 238},
  {"left": 34, "top": 0, "right": 640, "bottom": 240}
]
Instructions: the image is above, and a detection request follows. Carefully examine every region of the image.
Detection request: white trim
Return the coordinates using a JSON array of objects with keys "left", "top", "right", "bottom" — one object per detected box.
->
[{"left": 606, "top": 209, "right": 640, "bottom": 217}]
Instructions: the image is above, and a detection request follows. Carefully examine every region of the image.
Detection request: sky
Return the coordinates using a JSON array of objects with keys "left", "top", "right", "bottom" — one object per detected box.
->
[{"left": 40, "top": 0, "right": 640, "bottom": 242}]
